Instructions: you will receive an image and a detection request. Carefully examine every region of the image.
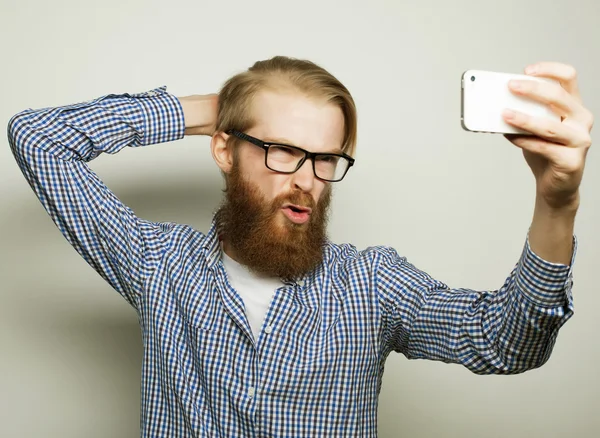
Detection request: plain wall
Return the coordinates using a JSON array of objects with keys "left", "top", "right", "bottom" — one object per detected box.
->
[{"left": 1, "top": 0, "right": 599, "bottom": 437}]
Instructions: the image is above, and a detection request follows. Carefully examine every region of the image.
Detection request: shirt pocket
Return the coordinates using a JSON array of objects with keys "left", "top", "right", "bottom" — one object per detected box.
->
[
  {"left": 183, "top": 320, "right": 248, "bottom": 392},
  {"left": 275, "top": 313, "right": 342, "bottom": 371}
]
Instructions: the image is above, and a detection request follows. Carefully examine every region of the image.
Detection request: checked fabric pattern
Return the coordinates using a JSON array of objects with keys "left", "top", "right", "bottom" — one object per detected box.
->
[{"left": 8, "top": 87, "right": 576, "bottom": 437}]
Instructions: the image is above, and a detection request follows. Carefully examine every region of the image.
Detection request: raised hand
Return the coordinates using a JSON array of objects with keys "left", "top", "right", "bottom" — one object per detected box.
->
[{"left": 503, "top": 62, "right": 593, "bottom": 210}]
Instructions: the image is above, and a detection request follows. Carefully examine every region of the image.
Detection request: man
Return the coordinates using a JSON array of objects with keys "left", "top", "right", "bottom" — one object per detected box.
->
[{"left": 8, "top": 56, "right": 593, "bottom": 437}]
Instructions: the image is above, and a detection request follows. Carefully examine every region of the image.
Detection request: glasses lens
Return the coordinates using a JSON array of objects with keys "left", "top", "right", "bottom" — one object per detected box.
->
[
  {"left": 315, "top": 155, "right": 350, "bottom": 181},
  {"left": 266, "top": 145, "right": 305, "bottom": 172}
]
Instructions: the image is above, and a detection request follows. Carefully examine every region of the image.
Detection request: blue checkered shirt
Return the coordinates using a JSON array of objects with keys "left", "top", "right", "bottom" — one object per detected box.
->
[{"left": 8, "top": 86, "right": 576, "bottom": 437}]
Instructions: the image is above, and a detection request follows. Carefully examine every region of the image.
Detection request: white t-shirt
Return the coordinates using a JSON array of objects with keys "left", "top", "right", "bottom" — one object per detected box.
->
[{"left": 221, "top": 249, "right": 284, "bottom": 340}]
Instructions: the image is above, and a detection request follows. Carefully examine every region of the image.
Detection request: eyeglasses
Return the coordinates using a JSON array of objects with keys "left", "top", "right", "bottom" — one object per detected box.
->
[{"left": 226, "top": 130, "right": 355, "bottom": 182}]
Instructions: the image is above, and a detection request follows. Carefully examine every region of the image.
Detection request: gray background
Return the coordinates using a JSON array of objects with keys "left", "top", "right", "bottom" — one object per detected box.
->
[{"left": 1, "top": 0, "right": 598, "bottom": 436}]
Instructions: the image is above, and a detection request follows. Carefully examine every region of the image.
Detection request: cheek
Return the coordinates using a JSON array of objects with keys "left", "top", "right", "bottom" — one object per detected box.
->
[
  {"left": 249, "top": 170, "right": 283, "bottom": 204},
  {"left": 312, "top": 184, "right": 327, "bottom": 204},
  {"left": 237, "top": 155, "right": 275, "bottom": 198},
  {"left": 269, "top": 174, "right": 291, "bottom": 200}
]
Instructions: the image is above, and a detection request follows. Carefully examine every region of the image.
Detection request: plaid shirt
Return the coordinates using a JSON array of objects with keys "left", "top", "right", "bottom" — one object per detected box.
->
[{"left": 8, "top": 86, "right": 576, "bottom": 437}]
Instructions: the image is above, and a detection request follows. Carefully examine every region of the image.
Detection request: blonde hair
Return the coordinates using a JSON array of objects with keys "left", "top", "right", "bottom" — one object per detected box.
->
[{"left": 216, "top": 56, "right": 357, "bottom": 157}]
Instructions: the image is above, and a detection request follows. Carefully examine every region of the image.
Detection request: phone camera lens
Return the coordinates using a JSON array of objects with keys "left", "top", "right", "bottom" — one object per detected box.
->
[{"left": 470, "top": 76, "right": 476, "bottom": 82}]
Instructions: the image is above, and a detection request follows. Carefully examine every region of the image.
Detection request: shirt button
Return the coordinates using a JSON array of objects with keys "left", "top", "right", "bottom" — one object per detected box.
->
[
  {"left": 264, "top": 325, "right": 273, "bottom": 334},
  {"left": 297, "top": 280, "right": 305, "bottom": 287},
  {"left": 248, "top": 387, "right": 255, "bottom": 397}
]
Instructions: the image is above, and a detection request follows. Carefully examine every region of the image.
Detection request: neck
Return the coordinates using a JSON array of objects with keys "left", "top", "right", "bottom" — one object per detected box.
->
[{"left": 221, "top": 238, "right": 241, "bottom": 264}]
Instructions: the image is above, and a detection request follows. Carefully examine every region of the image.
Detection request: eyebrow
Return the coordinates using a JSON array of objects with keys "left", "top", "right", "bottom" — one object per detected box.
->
[{"left": 263, "top": 137, "right": 344, "bottom": 155}]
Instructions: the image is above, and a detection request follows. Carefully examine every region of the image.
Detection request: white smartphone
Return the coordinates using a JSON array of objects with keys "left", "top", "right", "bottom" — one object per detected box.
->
[{"left": 461, "top": 70, "right": 560, "bottom": 134}]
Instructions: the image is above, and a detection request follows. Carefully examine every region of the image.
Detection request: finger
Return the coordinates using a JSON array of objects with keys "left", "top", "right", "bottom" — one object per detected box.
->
[
  {"left": 185, "top": 127, "right": 205, "bottom": 135},
  {"left": 524, "top": 62, "right": 581, "bottom": 102},
  {"left": 502, "top": 109, "right": 586, "bottom": 146},
  {"left": 508, "top": 78, "right": 577, "bottom": 119},
  {"left": 504, "top": 134, "right": 557, "bottom": 157},
  {"left": 508, "top": 79, "right": 593, "bottom": 129}
]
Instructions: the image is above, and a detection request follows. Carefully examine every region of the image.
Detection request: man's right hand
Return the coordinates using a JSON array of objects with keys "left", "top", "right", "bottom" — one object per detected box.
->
[{"left": 178, "top": 94, "right": 218, "bottom": 136}]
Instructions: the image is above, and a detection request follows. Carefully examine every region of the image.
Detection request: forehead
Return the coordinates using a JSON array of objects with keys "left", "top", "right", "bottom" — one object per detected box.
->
[{"left": 248, "top": 89, "right": 345, "bottom": 153}]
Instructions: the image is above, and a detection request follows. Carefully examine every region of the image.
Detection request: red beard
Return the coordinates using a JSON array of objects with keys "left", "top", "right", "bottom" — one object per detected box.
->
[{"left": 215, "top": 164, "right": 331, "bottom": 280}]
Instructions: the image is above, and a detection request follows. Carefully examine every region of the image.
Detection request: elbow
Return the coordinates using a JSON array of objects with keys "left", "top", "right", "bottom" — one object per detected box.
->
[
  {"left": 494, "top": 344, "right": 556, "bottom": 375},
  {"left": 459, "top": 334, "right": 559, "bottom": 375},
  {"left": 7, "top": 110, "right": 32, "bottom": 155}
]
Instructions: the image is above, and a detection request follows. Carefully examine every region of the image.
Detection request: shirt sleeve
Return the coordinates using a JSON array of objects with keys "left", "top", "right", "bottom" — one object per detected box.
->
[
  {"left": 7, "top": 86, "right": 186, "bottom": 309},
  {"left": 376, "top": 235, "right": 576, "bottom": 374}
]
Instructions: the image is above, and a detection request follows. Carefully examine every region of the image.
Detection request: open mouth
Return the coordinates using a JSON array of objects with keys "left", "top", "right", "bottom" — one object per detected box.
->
[{"left": 281, "top": 203, "right": 312, "bottom": 224}]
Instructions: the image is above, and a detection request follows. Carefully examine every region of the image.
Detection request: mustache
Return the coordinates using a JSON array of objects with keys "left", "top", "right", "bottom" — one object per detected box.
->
[{"left": 270, "top": 190, "right": 316, "bottom": 211}]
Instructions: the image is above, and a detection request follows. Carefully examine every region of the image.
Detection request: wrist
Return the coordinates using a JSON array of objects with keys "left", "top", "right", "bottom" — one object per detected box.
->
[
  {"left": 535, "top": 192, "right": 579, "bottom": 219},
  {"left": 529, "top": 193, "right": 577, "bottom": 265},
  {"left": 178, "top": 94, "right": 218, "bottom": 134}
]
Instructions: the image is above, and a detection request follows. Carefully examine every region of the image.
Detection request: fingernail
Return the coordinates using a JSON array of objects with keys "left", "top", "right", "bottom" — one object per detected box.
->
[
  {"left": 509, "top": 80, "right": 521, "bottom": 90},
  {"left": 525, "top": 65, "right": 537, "bottom": 74},
  {"left": 503, "top": 109, "right": 516, "bottom": 119}
]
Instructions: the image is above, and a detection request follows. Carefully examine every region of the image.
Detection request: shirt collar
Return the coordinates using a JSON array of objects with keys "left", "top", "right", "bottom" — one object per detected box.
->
[{"left": 202, "top": 216, "right": 222, "bottom": 271}]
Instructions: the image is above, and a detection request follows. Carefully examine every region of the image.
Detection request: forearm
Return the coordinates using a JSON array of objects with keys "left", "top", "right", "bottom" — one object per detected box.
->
[
  {"left": 528, "top": 192, "right": 578, "bottom": 265},
  {"left": 9, "top": 87, "right": 184, "bottom": 162},
  {"left": 384, "top": 238, "right": 574, "bottom": 374}
]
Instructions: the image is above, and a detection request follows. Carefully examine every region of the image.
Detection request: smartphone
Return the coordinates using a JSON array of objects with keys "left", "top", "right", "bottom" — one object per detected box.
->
[{"left": 461, "top": 70, "right": 560, "bottom": 135}]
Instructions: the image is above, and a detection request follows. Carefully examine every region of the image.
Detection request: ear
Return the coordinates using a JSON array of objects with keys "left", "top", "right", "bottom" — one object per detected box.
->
[{"left": 211, "top": 131, "right": 234, "bottom": 173}]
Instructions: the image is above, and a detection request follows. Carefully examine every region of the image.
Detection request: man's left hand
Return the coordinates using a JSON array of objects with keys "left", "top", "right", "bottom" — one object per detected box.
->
[{"left": 503, "top": 62, "right": 593, "bottom": 210}]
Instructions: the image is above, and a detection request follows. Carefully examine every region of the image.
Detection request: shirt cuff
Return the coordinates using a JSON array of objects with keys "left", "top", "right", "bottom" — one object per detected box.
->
[
  {"left": 515, "top": 233, "right": 577, "bottom": 307},
  {"left": 133, "top": 86, "right": 186, "bottom": 146}
]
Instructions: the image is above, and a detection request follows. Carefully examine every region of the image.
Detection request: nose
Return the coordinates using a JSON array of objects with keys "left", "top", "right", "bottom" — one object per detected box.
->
[{"left": 290, "top": 158, "right": 315, "bottom": 192}]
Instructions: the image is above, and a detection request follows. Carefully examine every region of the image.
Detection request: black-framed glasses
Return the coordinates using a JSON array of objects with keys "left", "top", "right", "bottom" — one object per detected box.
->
[{"left": 226, "top": 129, "right": 355, "bottom": 182}]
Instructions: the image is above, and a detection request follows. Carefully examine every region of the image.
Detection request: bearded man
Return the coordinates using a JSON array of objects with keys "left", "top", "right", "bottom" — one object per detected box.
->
[{"left": 8, "top": 56, "right": 592, "bottom": 437}]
